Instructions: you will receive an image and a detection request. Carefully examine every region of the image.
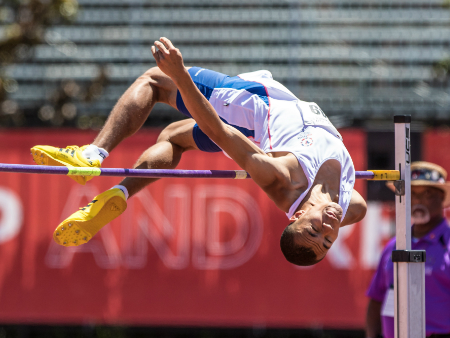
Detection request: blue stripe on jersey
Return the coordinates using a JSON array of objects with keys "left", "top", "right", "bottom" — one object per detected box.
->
[
  {"left": 193, "top": 118, "right": 254, "bottom": 153},
  {"left": 176, "top": 67, "right": 229, "bottom": 118},
  {"left": 218, "top": 76, "right": 269, "bottom": 107},
  {"left": 175, "top": 67, "right": 256, "bottom": 153},
  {"left": 221, "top": 117, "right": 255, "bottom": 138},
  {"left": 189, "top": 67, "right": 228, "bottom": 100}
]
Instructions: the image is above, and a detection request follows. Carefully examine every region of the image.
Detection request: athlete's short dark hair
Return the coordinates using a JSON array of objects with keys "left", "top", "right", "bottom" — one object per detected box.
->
[{"left": 280, "top": 225, "right": 323, "bottom": 266}]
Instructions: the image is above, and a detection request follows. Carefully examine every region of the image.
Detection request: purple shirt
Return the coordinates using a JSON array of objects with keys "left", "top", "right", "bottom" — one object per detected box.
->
[{"left": 367, "top": 219, "right": 450, "bottom": 338}]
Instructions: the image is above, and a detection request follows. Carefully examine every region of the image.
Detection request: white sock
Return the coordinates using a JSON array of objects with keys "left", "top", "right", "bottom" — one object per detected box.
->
[
  {"left": 111, "top": 185, "right": 129, "bottom": 200},
  {"left": 82, "top": 144, "right": 109, "bottom": 164}
]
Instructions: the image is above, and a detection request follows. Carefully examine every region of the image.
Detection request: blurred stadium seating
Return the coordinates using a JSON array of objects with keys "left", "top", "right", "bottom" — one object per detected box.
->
[{"left": 2, "top": 0, "right": 450, "bottom": 128}]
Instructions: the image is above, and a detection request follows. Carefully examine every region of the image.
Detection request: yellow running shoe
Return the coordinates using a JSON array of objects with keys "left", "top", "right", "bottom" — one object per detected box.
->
[
  {"left": 30, "top": 145, "right": 101, "bottom": 185},
  {"left": 53, "top": 188, "right": 127, "bottom": 247}
]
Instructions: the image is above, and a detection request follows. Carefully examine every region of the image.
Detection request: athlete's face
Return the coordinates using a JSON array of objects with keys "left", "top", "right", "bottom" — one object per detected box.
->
[{"left": 288, "top": 202, "right": 342, "bottom": 260}]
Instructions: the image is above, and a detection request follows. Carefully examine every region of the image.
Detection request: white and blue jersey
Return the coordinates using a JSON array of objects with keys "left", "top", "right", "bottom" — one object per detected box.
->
[{"left": 176, "top": 67, "right": 355, "bottom": 219}]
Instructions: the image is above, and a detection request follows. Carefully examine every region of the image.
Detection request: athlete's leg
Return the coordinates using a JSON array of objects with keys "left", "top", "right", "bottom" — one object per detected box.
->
[
  {"left": 53, "top": 119, "right": 200, "bottom": 246},
  {"left": 92, "top": 67, "right": 182, "bottom": 153},
  {"left": 30, "top": 66, "right": 186, "bottom": 184},
  {"left": 119, "top": 118, "right": 199, "bottom": 198}
]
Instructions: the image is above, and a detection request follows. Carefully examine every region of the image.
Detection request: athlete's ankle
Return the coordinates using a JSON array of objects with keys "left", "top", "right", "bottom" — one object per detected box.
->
[
  {"left": 82, "top": 144, "right": 109, "bottom": 164},
  {"left": 111, "top": 185, "right": 129, "bottom": 200}
]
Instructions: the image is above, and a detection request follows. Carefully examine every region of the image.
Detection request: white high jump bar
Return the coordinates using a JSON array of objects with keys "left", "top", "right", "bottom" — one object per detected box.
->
[{"left": 393, "top": 115, "right": 426, "bottom": 338}]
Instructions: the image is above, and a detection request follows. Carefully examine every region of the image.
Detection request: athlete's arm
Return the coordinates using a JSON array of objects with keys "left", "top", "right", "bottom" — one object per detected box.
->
[
  {"left": 341, "top": 189, "right": 367, "bottom": 227},
  {"left": 151, "top": 37, "right": 284, "bottom": 188}
]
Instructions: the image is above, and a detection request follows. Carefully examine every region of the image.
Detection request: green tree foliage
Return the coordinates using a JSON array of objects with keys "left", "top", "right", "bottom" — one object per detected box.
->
[
  {"left": 0, "top": 0, "right": 78, "bottom": 101},
  {"left": 0, "top": 0, "right": 109, "bottom": 128}
]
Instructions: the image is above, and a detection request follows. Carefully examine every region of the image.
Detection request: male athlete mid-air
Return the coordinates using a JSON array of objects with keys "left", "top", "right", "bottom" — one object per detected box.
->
[{"left": 31, "top": 38, "right": 367, "bottom": 266}]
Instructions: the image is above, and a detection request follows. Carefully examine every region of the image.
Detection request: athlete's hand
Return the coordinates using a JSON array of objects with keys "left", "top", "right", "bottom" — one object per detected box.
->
[{"left": 151, "top": 37, "right": 187, "bottom": 82}]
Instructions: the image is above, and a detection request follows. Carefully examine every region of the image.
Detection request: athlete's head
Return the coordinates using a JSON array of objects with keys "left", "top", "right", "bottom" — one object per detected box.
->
[{"left": 280, "top": 201, "right": 342, "bottom": 266}]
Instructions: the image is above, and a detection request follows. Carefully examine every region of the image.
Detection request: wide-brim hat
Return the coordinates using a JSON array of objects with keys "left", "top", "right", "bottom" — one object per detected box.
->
[{"left": 387, "top": 161, "right": 450, "bottom": 207}]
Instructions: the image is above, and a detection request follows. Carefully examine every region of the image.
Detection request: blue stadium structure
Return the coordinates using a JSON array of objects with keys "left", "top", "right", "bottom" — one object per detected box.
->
[{"left": 2, "top": 0, "right": 450, "bottom": 128}]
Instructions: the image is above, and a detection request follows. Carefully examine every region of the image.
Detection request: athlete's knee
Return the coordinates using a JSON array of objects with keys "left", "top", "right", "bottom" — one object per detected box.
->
[
  {"left": 157, "top": 123, "right": 177, "bottom": 144},
  {"left": 156, "top": 120, "right": 196, "bottom": 151},
  {"left": 137, "top": 67, "right": 176, "bottom": 105},
  {"left": 140, "top": 67, "right": 161, "bottom": 81}
]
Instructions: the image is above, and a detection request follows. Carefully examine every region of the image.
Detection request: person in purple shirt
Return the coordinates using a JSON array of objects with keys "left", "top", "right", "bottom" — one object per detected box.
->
[{"left": 366, "top": 161, "right": 450, "bottom": 338}]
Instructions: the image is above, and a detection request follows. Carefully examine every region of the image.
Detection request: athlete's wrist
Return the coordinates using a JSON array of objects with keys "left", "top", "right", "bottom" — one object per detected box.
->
[{"left": 172, "top": 69, "right": 194, "bottom": 89}]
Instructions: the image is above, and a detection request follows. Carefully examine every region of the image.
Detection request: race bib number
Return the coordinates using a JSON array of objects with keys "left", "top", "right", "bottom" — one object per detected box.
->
[
  {"left": 298, "top": 101, "right": 343, "bottom": 141},
  {"left": 304, "top": 103, "right": 333, "bottom": 126},
  {"left": 310, "top": 104, "right": 327, "bottom": 117}
]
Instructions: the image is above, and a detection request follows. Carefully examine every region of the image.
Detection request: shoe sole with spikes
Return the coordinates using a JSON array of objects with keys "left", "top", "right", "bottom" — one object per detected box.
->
[
  {"left": 30, "top": 145, "right": 101, "bottom": 185},
  {"left": 53, "top": 195, "right": 127, "bottom": 247},
  {"left": 31, "top": 147, "right": 68, "bottom": 166}
]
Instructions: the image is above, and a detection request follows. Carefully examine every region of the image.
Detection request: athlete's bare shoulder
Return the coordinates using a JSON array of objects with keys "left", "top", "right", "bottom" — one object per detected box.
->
[{"left": 261, "top": 152, "right": 309, "bottom": 212}]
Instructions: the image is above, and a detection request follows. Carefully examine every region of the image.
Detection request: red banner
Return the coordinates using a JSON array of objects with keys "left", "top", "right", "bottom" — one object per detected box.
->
[
  {"left": 424, "top": 130, "right": 450, "bottom": 168},
  {"left": 0, "top": 128, "right": 377, "bottom": 328}
]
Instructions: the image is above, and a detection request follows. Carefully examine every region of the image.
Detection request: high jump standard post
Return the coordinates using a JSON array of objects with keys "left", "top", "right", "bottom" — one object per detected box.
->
[{"left": 393, "top": 115, "right": 425, "bottom": 338}]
